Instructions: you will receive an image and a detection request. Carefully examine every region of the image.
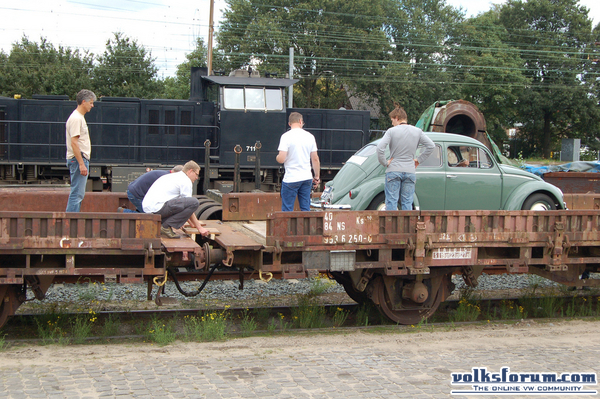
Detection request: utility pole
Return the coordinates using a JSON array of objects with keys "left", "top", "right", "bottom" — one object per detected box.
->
[
  {"left": 207, "top": 0, "right": 214, "bottom": 75},
  {"left": 288, "top": 48, "right": 294, "bottom": 108}
]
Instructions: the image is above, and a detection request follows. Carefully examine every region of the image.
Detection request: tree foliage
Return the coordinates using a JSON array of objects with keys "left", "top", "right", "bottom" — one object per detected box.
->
[
  {"left": 162, "top": 37, "right": 209, "bottom": 99},
  {"left": 445, "top": 10, "right": 530, "bottom": 143},
  {"left": 497, "top": 0, "right": 598, "bottom": 158},
  {"left": 0, "top": 36, "right": 93, "bottom": 99},
  {"left": 92, "top": 32, "right": 162, "bottom": 98},
  {"left": 363, "top": 0, "right": 464, "bottom": 124},
  {"left": 216, "top": 0, "right": 391, "bottom": 108}
]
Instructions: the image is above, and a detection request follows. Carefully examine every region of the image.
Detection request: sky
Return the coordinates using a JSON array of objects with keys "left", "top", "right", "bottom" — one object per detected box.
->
[{"left": 1, "top": 0, "right": 599, "bottom": 78}]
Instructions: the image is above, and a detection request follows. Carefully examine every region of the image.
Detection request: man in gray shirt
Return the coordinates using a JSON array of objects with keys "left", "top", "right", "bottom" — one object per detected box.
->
[{"left": 376, "top": 106, "right": 435, "bottom": 210}]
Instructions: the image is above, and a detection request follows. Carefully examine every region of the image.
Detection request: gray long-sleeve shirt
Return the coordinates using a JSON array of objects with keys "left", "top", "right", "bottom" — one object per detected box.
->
[{"left": 376, "top": 124, "right": 435, "bottom": 173}]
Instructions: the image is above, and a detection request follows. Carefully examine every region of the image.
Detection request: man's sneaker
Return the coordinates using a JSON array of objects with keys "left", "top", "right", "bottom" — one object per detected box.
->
[{"left": 160, "top": 226, "right": 179, "bottom": 239}]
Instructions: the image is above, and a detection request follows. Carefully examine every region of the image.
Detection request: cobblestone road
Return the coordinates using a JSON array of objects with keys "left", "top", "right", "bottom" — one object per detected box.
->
[{"left": 1, "top": 319, "right": 599, "bottom": 399}]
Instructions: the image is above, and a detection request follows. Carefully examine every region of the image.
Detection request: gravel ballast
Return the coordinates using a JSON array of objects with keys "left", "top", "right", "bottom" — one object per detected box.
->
[{"left": 18, "top": 272, "right": 566, "bottom": 311}]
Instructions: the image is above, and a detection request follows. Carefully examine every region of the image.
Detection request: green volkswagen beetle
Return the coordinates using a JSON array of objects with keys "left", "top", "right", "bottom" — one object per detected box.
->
[{"left": 313, "top": 132, "right": 565, "bottom": 211}]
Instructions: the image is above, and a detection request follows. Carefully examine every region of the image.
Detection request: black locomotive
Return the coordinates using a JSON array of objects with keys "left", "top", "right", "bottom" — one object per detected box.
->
[{"left": 0, "top": 67, "right": 370, "bottom": 193}]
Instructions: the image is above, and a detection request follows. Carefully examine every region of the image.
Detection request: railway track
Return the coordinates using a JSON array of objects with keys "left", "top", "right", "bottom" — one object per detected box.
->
[{"left": 2, "top": 286, "right": 598, "bottom": 344}]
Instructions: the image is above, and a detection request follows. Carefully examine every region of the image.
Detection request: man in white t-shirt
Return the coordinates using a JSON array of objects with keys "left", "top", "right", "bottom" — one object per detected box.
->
[
  {"left": 276, "top": 112, "right": 320, "bottom": 211},
  {"left": 65, "top": 89, "right": 96, "bottom": 212},
  {"left": 143, "top": 160, "right": 210, "bottom": 239}
]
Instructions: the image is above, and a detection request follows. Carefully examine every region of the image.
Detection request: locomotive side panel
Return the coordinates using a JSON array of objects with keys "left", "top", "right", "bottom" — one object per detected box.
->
[
  {"left": 20, "top": 98, "right": 74, "bottom": 163},
  {"left": 139, "top": 100, "right": 215, "bottom": 166},
  {"left": 0, "top": 98, "right": 19, "bottom": 163},
  {"left": 90, "top": 98, "right": 141, "bottom": 165},
  {"left": 290, "top": 108, "right": 370, "bottom": 174},
  {"left": 218, "top": 109, "right": 288, "bottom": 169}
]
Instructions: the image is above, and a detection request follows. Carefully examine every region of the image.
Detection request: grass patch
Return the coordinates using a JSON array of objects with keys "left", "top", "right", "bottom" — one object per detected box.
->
[
  {"left": 331, "top": 307, "right": 349, "bottom": 327},
  {"left": 0, "top": 331, "right": 7, "bottom": 351},
  {"left": 183, "top": 310, "right": 229, "bottom": 342},
  {"left": 307, "top": 274, "right": 337, "bottom": 297},
  {"left": 240, "top": 309, "right": 258, "bottom": 337},
  {"left": 101, "top": 313, "right": 121, "bottom": 337},
  {"left": 35, "top": 314, "right": 70, "bottom": 346},
  {"left": 449, "top": 298, "right": 481, "bottom": 322},
  {"left": 291, "top": 296, "right": 326, "bottom": 329},
  {"left": 71, "top": 311, "right": 97, "bottom": 345},
  {"left": 146, "top": 316, "right": 177, "bottom": 346},
  {"left": 355, "top": 303, "right": 373, "bottom": 326}
]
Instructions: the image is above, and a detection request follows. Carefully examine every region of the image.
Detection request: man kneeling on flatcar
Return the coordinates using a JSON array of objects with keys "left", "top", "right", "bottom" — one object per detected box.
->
[{"left": 142, "top": 161, "right": 210, "bottom": 239}]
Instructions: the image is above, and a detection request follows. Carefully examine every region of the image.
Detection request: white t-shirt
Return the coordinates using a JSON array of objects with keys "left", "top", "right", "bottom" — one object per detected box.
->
[
  {"left": 65, "top": 109, "right": 91, "bottom": 160},
  {"left": 277, "top": 128, "right": 318, "bottom": 183},
  {"left": 142, "top": 171, "right": 192, "bottom": 213}
]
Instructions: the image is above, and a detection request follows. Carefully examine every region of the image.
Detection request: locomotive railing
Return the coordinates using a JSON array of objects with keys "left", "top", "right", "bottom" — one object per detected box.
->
[
  {"left": 306, "top": 127, "right": 368, "bottom": 170},
  {"left": 0, "top": 120, "right": 220, "bottom": 165}
]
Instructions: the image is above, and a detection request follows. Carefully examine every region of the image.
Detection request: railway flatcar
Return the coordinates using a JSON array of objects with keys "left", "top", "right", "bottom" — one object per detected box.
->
[{"left": 0, "top": 67, "right": 370, "bottom": 193}]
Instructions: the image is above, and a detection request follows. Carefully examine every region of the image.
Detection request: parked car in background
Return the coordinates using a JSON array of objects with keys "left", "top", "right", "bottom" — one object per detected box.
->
[{"left": 313, "top": 133, "right": 565, "bottom": 211}]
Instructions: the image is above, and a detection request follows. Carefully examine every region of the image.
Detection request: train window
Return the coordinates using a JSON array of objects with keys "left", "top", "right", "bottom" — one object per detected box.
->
[
  {"left": 165, "top": 110, "right": 176, "bottom": 135},
  {"left": 181, "top": 110, "right": 191, "bottom": 136},
  {"left": 149, "top": 110, "right": 159, "bottom": 135},
  {"left": 223, "top": 87, "right": 283, "bottom": 111},
  {"left": 265, "top": 88, "right": 283, "bottom": 110},
  {"left": 245, "top": 88, "right": 264, "bottom": 110},
  {"left": 223, "top": 87, "right": 244, "bottom": 109}
]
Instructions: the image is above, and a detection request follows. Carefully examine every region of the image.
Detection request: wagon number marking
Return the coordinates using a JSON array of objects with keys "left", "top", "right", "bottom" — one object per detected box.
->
[{"left": 323, "top": 212, "right": 374, "bottom": 244}]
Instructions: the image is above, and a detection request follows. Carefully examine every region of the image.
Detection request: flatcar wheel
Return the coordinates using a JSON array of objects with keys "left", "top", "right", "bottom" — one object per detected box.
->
[
  {"left": 0, "top": 285, "right": 21, "bottom": 329},
  {"left": 372, "top": 274, "right": 449, "bottom": 325},
  {"left": 331, "top": 272, "right": 368, "bottom": 304}
]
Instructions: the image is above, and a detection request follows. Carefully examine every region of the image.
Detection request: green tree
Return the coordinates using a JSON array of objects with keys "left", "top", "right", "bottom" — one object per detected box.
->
[
  {"left": 445, "top": 10, "right": 530, "bottom": 144},
  {"left": 216, "top": 0, "right": 390, "bottom": 108},
  {"left": 92, "top": 32, "right": 162, "bottom": 98},
  {"left": 352, "top": 0, "right": 464, "bottom": 125},
  {"left": 162, "top": 37, "right": 208, "bottom": 99},
  {"left": 498, "top": 0, "right": 597, "bottom": 158},
  {"left": 0, "top": 36, "right": 93, "bottom": 99}
]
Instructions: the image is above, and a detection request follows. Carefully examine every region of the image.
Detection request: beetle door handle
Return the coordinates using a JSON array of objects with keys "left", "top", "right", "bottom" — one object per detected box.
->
[{"left": 447, "top": 174, "right": 457, "bottom": 179}]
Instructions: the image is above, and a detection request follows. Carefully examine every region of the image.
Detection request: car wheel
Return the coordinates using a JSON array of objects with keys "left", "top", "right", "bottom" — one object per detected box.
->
[
  {"left": 521, "top": 193, "right": 557, "bottom": 210},
  {"left": 367, "top": 193, "right": 386, "bottom": 210}
]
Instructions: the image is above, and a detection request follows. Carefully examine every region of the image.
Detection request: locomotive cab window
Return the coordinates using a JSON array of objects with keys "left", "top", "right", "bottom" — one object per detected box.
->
[
  {"left": 222, "top": 87, "right": 284, "bottom": 111},
  {"left": 223, "top": 87, "right": 245, "bottom": 109}
]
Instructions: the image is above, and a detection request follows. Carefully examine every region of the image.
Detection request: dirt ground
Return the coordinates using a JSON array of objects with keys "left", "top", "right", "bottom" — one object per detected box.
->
[{"left": 3, "top": 319, "right": 600, "bottom": 367}]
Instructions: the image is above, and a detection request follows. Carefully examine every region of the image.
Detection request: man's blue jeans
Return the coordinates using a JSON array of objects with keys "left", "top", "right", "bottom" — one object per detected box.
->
[
  {"left": 281, "top": 179, "right": 312, "bottom": 211},
  {"left": 384, "top": 171, "right": 416, "bottom": 211},
  {"left": 126, "top": 189, "right": 144, "bottom": 212},
  {"left": 66, "top": 156, "right": 89, "bottom": 212}
]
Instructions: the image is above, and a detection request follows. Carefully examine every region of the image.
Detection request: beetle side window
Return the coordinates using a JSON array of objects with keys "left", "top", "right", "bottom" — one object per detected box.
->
[
  {"left": 478, "top": 148, "right": 493, "bottom": 169},
  {"left": 447, "top": 145, "right": 494, "bottom": 169}
]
